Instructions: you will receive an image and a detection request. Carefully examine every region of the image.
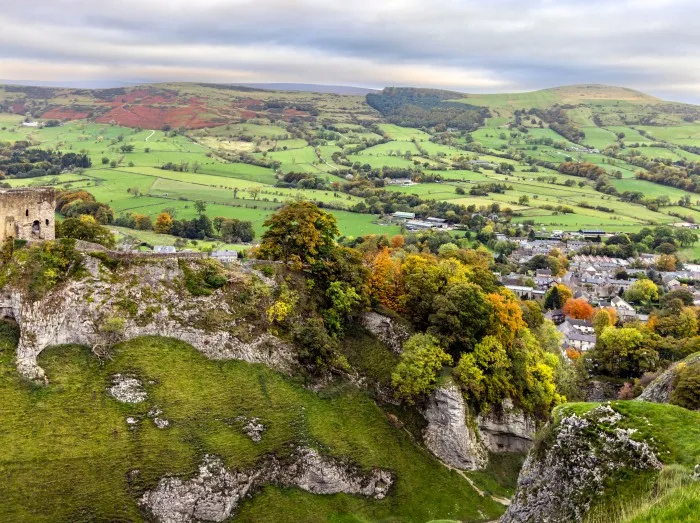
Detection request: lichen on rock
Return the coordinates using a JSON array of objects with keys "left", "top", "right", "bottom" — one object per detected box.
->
[{"left": 502, "top": 403, "right": 662, "bottom": 523}]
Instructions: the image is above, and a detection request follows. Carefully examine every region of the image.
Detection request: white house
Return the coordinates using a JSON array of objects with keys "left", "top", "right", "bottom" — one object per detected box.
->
[{"left": 153, "top": 245, "right": 176, "bottom": 254}]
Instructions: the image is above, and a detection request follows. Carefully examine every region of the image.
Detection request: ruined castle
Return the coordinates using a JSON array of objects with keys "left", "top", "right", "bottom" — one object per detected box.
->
[{"left": 0, "top": 187, "right": 56, "bottom": 243}]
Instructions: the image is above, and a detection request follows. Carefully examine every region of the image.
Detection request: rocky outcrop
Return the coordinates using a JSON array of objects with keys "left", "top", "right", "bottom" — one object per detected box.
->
[
  {"left": 140, "top": 447, "right": 393, "bottom": 522},
  {"left": 4, "top": 256, "right": 296, "bottom": 381},
  {"left": 477, "top": 399, "right": 537, "bottom": 453},
  {"left": 502, "top": 404, "right": 662, "bottom": 523},
  {"left": 584, "top": 379, "right": 619, "bottom": 401},
  {"left": 107, "top": 374, "right": 147, "bottom": 403},
  {"left": 422, "top": 383, "right": 487, "bottom": 470},
  {"left": 637, "top": 352, "right": 700, "bottom": 404},
  {"left": 360, "top": 312, "right": 410, "bottom": 354}
]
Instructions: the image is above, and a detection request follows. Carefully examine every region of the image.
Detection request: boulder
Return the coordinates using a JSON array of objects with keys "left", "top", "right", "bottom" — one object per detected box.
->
[{"left": 637, "top": 352, "right": 700, "bottom": 404}]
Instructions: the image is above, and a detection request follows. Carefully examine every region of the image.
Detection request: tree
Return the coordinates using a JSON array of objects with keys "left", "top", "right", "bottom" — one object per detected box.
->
[
  {"left": 247, "top": 187, "right": 262, "bottom": 200},
  {"left": 563, "top": 298, "right": 594, "bottom": 320},
  {"left": 133, "top": 214, "right": 153, "bottom": 231},
  {"left": 220, "top": 219, "right": 255, "bottom": 243},
  {"left": 653, "top": 307, "right": 698, "bottom": 339},
  {"left": 56, "top": 215, "right": 115, "bottom": 248},
  {"left": 194, "top": 200, "right": 207, "bottom": 216},
  {"left": 367, "top": 247, "right": 403, "bottom": 311},
  {"left": 544, "top": 283, "right": 572, "bottom": 310},
  {"left": 428, "top": 282, "right": 492, "bottom": 355},
  {"left": 391, "top": 334, "right": 452, "bottom": 404},
  {"left": 593, "top": 326, "right": 659, "bottom": 378},
  {"left": 520, "top": 300, "right": 544, "bottom": 329},
  {"left": 153, "top": 212, "right": 173, "bottom": 234},
  {"left": 257, "top": 201, "right": 339, "bottom": 267},
  {"left": 593, "top": 308, "right": 617, "bottom": 336},
  {"left": 453, "top": 335, "right": 510, "bottom": 412},
  {"left": 625, "top": 279, "right": 659, "bottom": 304},
  {"left": 670, "top": 361, "right": 700, "bottom": 410}
]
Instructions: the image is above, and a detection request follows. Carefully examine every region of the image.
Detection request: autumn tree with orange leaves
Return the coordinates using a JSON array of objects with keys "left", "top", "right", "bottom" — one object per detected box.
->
[
  {"left": 367, "top": 247, "right": 404, "bottom": 311},
  {"left": 563, "top": 298, "right": 594, "bottom": 320}
]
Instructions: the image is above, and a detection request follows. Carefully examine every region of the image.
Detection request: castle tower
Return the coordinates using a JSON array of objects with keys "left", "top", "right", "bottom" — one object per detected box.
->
[{"left": 0, "top": 188, "right": 56, "bottom": 243}]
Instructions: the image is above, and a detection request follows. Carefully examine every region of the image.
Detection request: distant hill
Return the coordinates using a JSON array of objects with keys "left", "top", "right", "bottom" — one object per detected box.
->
[{"left": 234, "top": 83, "right": 378, "bottom": 95}]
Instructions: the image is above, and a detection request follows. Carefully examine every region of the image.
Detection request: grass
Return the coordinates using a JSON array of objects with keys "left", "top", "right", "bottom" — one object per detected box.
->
[{"left": 0, "top": 329, "right": 503, "bottom": 522}]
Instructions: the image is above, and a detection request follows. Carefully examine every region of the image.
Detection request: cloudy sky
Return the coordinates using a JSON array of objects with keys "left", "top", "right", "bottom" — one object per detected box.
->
[{"left": 1, "top": 0, "right": 699, "bottom": 101}]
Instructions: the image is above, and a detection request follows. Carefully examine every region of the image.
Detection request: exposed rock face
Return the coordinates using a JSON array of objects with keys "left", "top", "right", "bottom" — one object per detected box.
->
[
  {"left": 360, "top": 312, "right": 410, "bottom": 354},
  {"left": 502, "top": 404, "right": 662, "bottom": 523},
  {"left": 141, "top": 447, "right": 394, "bottom": 522},
  {"left": 107, "top": 374, "right": 147, "bottom": 403},
  {"left": 2, "top": 256, "right": 296, "bottom": 381},
  {"left": 422, "top": 383, "right": 487, "bottom": 470},
  {"left": 637, "top": 352, "right": 700, "bottom": 404},
  {"left": 477, "top": 399, "right": 537, "bottom": 453},
  {"left": 584, "top": 380, "right": 619, "bottom": 401}
]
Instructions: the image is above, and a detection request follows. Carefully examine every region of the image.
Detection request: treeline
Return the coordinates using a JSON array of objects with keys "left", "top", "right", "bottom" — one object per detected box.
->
[
  {"left": 526, "top": 106, "right": 585, "bottom": 143},
  {"left": 366, "top": 87, "right": 489, "bottom": 130},
  {"left": 0, "top": 144, "right": 91, "bottom": 179},
  {"left": 56, "top": 190, "right": 114, "bottom": 224}
]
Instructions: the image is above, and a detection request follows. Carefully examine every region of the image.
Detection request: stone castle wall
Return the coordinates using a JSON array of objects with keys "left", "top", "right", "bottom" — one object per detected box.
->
[{"left": 0, "top": 188, "right": 56, "bottom": 243}]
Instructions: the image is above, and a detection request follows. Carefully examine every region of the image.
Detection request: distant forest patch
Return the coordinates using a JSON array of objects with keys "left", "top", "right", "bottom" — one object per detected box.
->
[{"left": 366, "top": 87, "right": 490, "bottom": 130}]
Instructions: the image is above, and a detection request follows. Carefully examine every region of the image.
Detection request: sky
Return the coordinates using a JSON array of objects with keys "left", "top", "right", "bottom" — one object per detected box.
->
[{"left": 1, "top": 0, "right": 699, "bottom": 102}]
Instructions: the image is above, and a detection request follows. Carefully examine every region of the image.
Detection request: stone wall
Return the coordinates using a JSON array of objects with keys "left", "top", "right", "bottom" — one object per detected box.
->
[{"left": 0, "top": 187, "right": 56, "bottom": 243}]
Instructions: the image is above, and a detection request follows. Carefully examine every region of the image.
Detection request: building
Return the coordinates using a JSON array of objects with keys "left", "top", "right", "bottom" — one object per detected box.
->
[
  {"left": 0, "top": 187, "right": 56, "bottom": 243},
  {"left": 153, "top": 245, "right": 176, "bottom": 254},
  {"left": 392, "top": 211, "right": 416, "bottom": 221},
  {"left": 610, "top": 296, "right": 636, "bottom": 322},
  {"left": 211, "top": 250, "right": 239, "bottom": 263},
  {"left": 406, "top": 220, "right": 439, "bottom": 230}
]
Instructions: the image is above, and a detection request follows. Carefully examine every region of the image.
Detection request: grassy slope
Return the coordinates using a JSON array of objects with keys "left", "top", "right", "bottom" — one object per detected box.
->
[{"left": 0, "top": 325, "right": 502, "bottom": 523}]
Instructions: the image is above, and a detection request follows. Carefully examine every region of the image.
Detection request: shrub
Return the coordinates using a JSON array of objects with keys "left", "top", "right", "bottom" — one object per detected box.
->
[{"left": 670, "top": 361, "right": 700, "bottom": 410}]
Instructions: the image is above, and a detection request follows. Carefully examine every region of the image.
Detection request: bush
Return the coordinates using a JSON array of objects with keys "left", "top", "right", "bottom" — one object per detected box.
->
[{"left": 670, "top": 361, "right": 700, "bottom": 410}]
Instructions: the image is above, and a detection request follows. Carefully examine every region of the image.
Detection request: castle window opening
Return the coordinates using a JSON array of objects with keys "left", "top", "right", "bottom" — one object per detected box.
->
[
  {"left": 45, "top": 219, "right": 49, "bottom": 226},
  {"left": 26, "top": 209, "right": 29, "bottom": 217},
  {"left": 32, "top": 220, "right": 40, "bottom": 235}
]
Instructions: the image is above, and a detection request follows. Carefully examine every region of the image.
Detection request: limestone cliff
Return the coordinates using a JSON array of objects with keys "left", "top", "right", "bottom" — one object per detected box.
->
[
  {"left": 1, "top": 254, "right": 295, "bottom": 381},
  {"left": 502, "top": 403, "right": 662, "bottom": 523},
  {"left": 422, "top": 383, "right": 538, "bottom": 470},
  {"left": 637, "top": 352, "right": 700, "bottom": 405},
  {"left": 422, "top": 382, "right": 488, "bottom": 470}
]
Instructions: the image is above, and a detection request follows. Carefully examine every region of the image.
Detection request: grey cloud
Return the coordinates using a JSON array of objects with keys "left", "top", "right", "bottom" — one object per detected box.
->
[{"left": 1, "top": 0, "right": 699, "bottom": 100}]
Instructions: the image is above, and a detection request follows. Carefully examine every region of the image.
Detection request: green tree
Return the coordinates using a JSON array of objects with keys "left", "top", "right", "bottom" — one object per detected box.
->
[
  {"left": 670, "top": 361, "right": 700, "bottom": 410},
  {"left": 453, "top": 335, "right": 510, "bottom": 412},
  {"left": 392, "top": 334, "right": 452, "bottom": 404},
  {"left": 593, "top": 326, "right": 659, "bottom": 378},
  {"left": 257, "top": 201, "right": 339, "bottom": 268},
  {"left": 194, "top": 200, "right": 207, "bottom": 216},
  {"left": 625, "top": 279, "right": 659, "bottom": 304},
  {"left": 428, "top": 282, "right": 492, "bottom": 355},
  {"left": 56, "top": 215, "right": 115, "bottom": 248}
]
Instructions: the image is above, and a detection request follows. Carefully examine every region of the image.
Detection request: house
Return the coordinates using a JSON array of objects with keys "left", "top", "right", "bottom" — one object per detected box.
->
[
  {"left": 211, "top": 250, "right": 239, "bottom": 263},
  {"left": 611, "top": 296, "right": 636, "bottom": 322},
  {"left": 153, "top": 245, "right": 176, "bottom": 254},
  {"left": 545, "top": 308, "right": 565, "bottom": 324},
  {"left": 564, "top": 331, "right": 597, "bottom": 351}
]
